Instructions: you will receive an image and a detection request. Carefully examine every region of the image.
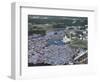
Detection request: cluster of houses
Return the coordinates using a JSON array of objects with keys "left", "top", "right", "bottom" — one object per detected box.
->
[
  {"left": 28, "top": 33, "right": 74, "bottom": 66},
  {"left": 28, "top": 23, "right": 88, "bottom": 66},
  {"left": 65, "top": 25, "right": 88, "bottom": 40},
  {"left": 65, "top": 25, "right": 88, "bottom": 64}
]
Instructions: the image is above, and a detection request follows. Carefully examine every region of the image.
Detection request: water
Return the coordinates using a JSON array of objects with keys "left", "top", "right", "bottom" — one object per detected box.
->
[{"left": 47, "top": 39, "right": 65, "bottom": 46}]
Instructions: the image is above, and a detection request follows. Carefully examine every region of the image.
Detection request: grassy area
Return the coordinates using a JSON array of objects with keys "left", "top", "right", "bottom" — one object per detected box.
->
[{"left": 70, "top": 38, "right": 87, "bottom": 49}]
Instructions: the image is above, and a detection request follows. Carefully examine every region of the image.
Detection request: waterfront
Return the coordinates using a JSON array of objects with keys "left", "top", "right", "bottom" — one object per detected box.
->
[{"left": 28, "top": 15, "right": 88, "bottom": 66}]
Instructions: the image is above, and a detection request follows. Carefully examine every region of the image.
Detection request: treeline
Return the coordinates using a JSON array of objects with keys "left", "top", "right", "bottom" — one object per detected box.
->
[{"left": 28, "top": 15, "right": 88, "bottom": 26}]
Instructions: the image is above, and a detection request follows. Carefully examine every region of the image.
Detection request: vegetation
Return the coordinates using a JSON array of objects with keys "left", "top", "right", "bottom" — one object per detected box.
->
[
  {"left": 70, "top": 38, "right": 87, "bottom": 49},
  {"left": 28, "top": 15, "right": 88, "bottom": 66}
]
